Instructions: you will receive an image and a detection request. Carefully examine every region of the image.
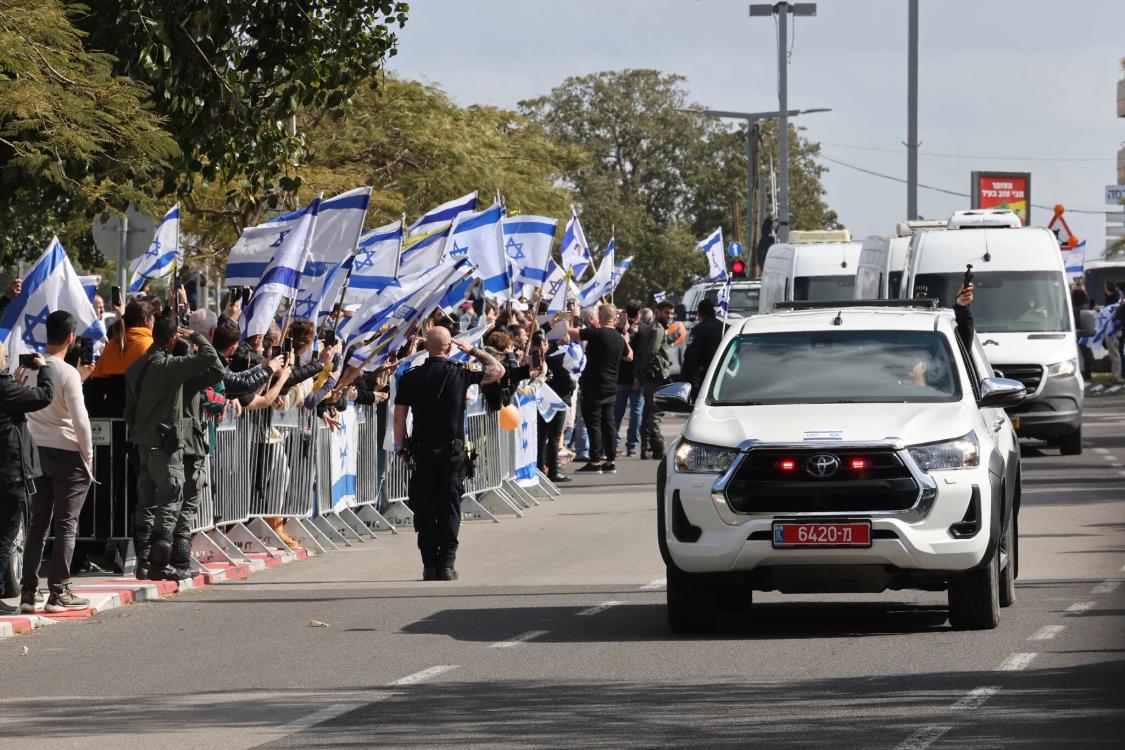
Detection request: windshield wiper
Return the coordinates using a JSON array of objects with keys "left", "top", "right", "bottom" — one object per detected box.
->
[{"left": 716, "top": 400, "right": 764, "bottom": 405}]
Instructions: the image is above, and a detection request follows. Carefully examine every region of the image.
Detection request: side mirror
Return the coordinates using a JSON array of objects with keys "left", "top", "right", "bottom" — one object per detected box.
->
[
  {"left": 654, "top": 381, "right": 694, "bottom": 414},
  {"left": 1077, "top": 308, "right": 1097, "bottom": 338},
  {"left": 978, "top": 376, "right": 1026, "bottom": 409},
  {"left": 674, "top": 303, "right": 687, "bottom": 322}
]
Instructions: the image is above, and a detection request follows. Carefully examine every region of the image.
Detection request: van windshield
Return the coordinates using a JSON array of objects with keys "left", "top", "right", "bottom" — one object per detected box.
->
[
  {"left": 704, "top": 287, "right": 760, "bottom": 316},
  {"left": 794, "top": 275, "right": 856, "bottom": 301},
  {"left": 708, "top": 330, "right": 962, "bottom": 405},
  {"left": 913, "top": 271, "right": 1070, "bottom": 333}
]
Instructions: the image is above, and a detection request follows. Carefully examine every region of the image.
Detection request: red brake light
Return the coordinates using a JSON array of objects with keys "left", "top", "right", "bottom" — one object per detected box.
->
[
  {"left": 850, "top": 458, "right": 868, "bottom": 470},
  {"left": 778, "top": 459, "right": 797, "bottom": 471}
]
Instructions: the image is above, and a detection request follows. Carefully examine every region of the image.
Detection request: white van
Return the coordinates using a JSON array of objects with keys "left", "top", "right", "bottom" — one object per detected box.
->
[
  {"left": 902, "top": 209, "right": 1087, "bottom": 454},
  {"left": 758, "top": 240, "right": 863, "bottom": 312},
  {"left": 855, "top": 220, "right": 948, "bottom": 300}
]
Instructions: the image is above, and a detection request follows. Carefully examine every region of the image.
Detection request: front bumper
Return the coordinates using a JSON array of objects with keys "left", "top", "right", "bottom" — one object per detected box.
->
[{"left": 1007, "top": 372, "right": 1083, "bottom": 438}]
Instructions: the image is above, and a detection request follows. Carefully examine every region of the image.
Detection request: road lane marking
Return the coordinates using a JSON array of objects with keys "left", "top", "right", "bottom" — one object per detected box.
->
[
  {"left": 576, "top": 601, "right": 623, "bottom": 616},
  {"left": 1065, "top": 601, "right": 1096, "bottom": 615},
  {"left": 1023, "top": 486, "right": 1125, "bottom": 494},
  {"left": 1091, "top": 580, "right": 1120, "bottom": 595},
  {"left": 996, "top": 652, "right": 1037, "bottom": 671},
  {"left": 640, "top": 579, "right": 666, "bottom": 591},
  {"left": 490, "top": 630, "right": 549, "bottom": 648},
  {"left": 1029, "top": 625, "right": 1065, "bottom": 641},
  {"left": 895, "top": 725, "right": 952, "bottom": 750},
  {"left": 1094, "top": 448, "right": 1109, "bottom": 454},
  {"left": 1101, "top": 454, "right": 1118, "bottom": 460},
  {"left": 283, "top": 702, "right": 364, "bottom": 730},
  {"left": 950, "top": 686, "right": 1000, "bottom": 710},
  {"left": 388, "top": 665, "right": 459, "bottom": 686}
]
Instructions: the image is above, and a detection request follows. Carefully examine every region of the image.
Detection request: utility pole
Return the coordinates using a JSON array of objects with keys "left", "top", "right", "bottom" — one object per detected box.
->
[
  {"left": 117, "top": 214, "right": 129, "bottom": 295},
  {"left": 906, "top": 0, "right": 920, "bottom": 220},
  {"left": 751, "top": 2, "right": 816, "bottom": 243}
]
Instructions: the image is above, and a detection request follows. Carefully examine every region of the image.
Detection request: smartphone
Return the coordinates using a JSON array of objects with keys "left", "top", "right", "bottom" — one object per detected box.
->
[
  {"left": 77, "top": 337, "right": 94, "bottom": 365},
  {"left": 323, "top": 330, "right": 337, "bottom": 347},
  {"left": 241, "top": 287, "right": 252, "bottom": 306},
  {"left": 225, "top": 287, "right": 240, "bottom": 308},
  {"left": 962, "top": 264, "right": 974, "bottom": 291},
  {"left": 530, "top": 348, "right": 542, "bottom": 369},
  {"left": 18, "top": 353, "right": 39, "bottom": 369},
  {"left": 282, "top": 337, "right": 294, "bottom": 356},
  {"left": 270, "top": 345, "right": 282, "bottom": 359},
  {"left": 111, "top": 285, "right": 122, "bottom": 308}
]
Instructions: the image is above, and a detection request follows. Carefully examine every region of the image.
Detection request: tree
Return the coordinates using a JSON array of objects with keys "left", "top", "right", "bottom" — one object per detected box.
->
[{"left": 0, "top": 0, "right": 177, "bottom": 267}]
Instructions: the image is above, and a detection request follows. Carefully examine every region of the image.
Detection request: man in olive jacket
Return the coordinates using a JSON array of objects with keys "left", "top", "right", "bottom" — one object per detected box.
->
[{"left": 125, "top": 317, "right": 224, "bottom": 579}]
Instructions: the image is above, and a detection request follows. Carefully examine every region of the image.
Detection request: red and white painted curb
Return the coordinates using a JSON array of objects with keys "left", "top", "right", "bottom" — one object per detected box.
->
[{"left": 0, "top": 548, "right": 310, "bottom": 640}]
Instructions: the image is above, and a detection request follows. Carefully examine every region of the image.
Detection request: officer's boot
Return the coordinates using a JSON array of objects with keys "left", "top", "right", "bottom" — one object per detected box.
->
[
  {"left": 133, "top": 536, "right": 152, "bottom": 581},
  {"left": 147, "top": 539, "right": 175, "bottom": 581},
  {"left": 166, "top": 537, "right": 196, "bottom": 582},
  {"left": 421, "top": 546, "right": 440, "bottom": 581},
  {"left": 436, "top": 546, "right": 458, "bottom": 581}
]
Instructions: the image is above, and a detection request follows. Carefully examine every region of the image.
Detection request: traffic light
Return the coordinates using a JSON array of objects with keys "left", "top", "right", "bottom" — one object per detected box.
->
[{"left": 731, "top": 258, "right": 747, "bottom": 278}]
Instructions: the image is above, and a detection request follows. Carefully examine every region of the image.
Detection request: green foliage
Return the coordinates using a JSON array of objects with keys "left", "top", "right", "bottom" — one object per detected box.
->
[{"left": 0, "top": 0, "right": 177, "bottom": 267}]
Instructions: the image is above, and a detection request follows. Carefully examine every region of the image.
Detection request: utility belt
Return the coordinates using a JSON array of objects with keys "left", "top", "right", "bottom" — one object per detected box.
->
[{"left": 406, "top": 438, "right": 477, "bottom": 478}]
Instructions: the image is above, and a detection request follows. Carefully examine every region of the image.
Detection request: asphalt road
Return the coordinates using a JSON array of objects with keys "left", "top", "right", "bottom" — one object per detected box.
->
[{"left": 1, "top": 402, "right": 1122, "bottom": 749}]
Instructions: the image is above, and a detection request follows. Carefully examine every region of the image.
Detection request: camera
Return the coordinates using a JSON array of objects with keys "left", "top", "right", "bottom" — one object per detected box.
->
[
  {"left": 963, "top": 264, "right": 974, "bottom": 291},
  {"left": 18, "top": 353, "right": 40, "bottom": 369}
]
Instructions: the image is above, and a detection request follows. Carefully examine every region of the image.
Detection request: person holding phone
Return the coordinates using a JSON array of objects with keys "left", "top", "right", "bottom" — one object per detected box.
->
[{"left": 0, "top": 342, "right": 53, "bottom": 615}]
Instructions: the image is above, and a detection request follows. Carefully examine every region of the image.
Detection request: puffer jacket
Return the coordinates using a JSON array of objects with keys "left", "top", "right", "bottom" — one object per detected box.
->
[{"left": 0, "top": 364, "right": 54, "bottom": 484}]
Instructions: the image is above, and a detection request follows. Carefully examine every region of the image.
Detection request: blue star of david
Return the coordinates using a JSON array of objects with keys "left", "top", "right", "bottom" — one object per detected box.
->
[
  {"left": 505, "top": 237, "right": 526, "bottom": 261},
  {"left": 269, "top": 229, "right": 291, "bottom": 248},
  {"left": 293, "top": 292, "right": 318, "bottom": 319},
  {"left": 521, "top": 439, "right": 529, "bottom": 450},
  {"left": 548, "top": 279, "right": 564, "bottom": 297},
  {"left": 21, "top": 306, "right": 50, "bottom": 350},
  {"left": 450, "top": 242, "right": 469, "bottom": 258},
  {"left": 354, "top": 248, "right": 376, "bottom": 272},
  {"left": 145, "top": 237, "right": 161, "bottom": 260}
]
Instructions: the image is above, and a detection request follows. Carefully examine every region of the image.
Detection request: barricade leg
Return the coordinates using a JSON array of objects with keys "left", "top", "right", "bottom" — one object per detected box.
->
[
  {"left": 204, "top": 527, "right": 252, "bottom": 564},
  {"left": 287, "top": 517, "right": 331, "bottom": 554},
  {"left": 190, "top": 532, "right": 238, "bottom": 569},
  {"left": 536, "top": 470, "right": 562, "bottom": 498},
  {"left": 354, "top": 505, "right": 399, "bottom": 534},
  {"left": 466, "top": 491, "right": 517, "bottom": 521},
  {"left": 319, "top": 510, "right": 367, "bottom": 543},
  {"left": 383, "top": 500, "right": 414, "bottom": 529},
  {"left": 311, "top": 515, "right": 351, "bottom": 547},
  {"left": 504, "top": 478, "right": 541, "bottom": 508},
  {"left": 339, "top": 507, "right": 378, "bottom": 540},
  {"left": 229, "top": 519, "right": 285, "bottom": 559}
]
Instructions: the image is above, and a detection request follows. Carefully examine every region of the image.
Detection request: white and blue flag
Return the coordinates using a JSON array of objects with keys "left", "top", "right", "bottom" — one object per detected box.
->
[
  {"left": 0, "top": 237, "right": 105, "bottom": 371},
  {"left": 1079, "top": 300, "right": 1122, "bottom": 355},
  {"left": 339, "top": 257, "right": 462, "bottom": 345},
  {"left": 128, "top": 204, "right": 180, "bottom": 293},
  {"left": 445, "top": 202, "right": 510, "bottom": 302},
  {"left": 535, "top": 382, "right": 569, "bottom": 422},
  {"left": 242, "top": 195, "right": 322, "bottom": 338},
  {"left": 1063, "top": 241, "right": 1085, "bottom": 275},
  {"left": 343, "top": 219, "right": 403, "bottom": 304},
  {"left": 540, "top": 260, "right": 566, "bottom": 305},
  {"left": 698, "top": 227, "right": 727, "bottom": 281},
  {"left": 717, "top": 280, "right": 731, "bottom": 320},
  {"left": 408, "top": 191, "right": 477, "bottom": 238},
  {"left": 503, "top": 216, "right": 557, "bottom": 289},
  {"left": 561, "top": 341, "right": 587, "bottom": 377},
  {"left": 560, "top": 206, "right": 592, "bottom": 279},
  {"left": 397, "top": 223, "right": 451, "bottom": 280},
  {"left": 653, "top": 291, "right": 667, "bottom": 304},
  {"left": 609, "top": 254, "right": 633, "bottom": 296},
  {"left": 579, "top": 239, "right": 615, "bottom": 306},
  {"left": 450, "top": 321, "right": 493, "bottom": 364},
  {"left": 79, "top": 275, "right": 100, "bottom": 301}
]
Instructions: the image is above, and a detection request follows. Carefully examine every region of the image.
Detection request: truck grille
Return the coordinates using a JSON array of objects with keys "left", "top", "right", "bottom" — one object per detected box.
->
[
  {"left": 724, "top": 448, "right": 920, "bottom": 514},
  {"left": 993, "top": 364, "right": 1043, "bottom": 393}
]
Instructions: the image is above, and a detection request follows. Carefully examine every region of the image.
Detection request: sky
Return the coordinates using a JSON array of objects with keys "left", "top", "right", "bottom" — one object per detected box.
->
[{"left": 388, "top": 0, "right": 1125, "bottom": 259}]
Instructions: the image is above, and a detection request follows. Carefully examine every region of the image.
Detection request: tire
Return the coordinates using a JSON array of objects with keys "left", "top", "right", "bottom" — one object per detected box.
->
[
  {"left": 948, "top": 544, "right": 1000, "bottom": 630},
  {"left": 666, "top": 564, "right": 718, "bottom": 634},
  {"left": 999, "top": 511, "right": 1016, "bottom": 608},
  {"left": 3, "top": 512, "right": 26, "bottom": 597},
  {"left": 1059, "top": 427, "right": 1082, "bottom": 456}
]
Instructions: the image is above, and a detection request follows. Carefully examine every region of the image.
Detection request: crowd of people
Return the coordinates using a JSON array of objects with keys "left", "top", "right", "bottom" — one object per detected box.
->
[{"left": 1073, "top": 279, "right": 1125, "bottom": 384}]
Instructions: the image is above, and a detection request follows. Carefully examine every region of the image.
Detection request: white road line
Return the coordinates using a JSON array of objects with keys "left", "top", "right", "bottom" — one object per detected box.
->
[
  {"left": 1120, "top": 562, "right": 1125, "bottom": 573},
  {"left": 1101, "top": 454, "right": 1118, "bottom": 461},
  {"left": 1094, "top": 447, "right": 1110, "bottom": 454},
  {"left": 639, "top": 578, "right": 666, "bottom": 591},
  {"left": 895, "top": 725, "right": 953, "bottom": 750},
  {"left": 1065, "top": 601, "right": 1096, "bottom": 615},
  {"left": 387, "top": 665, "right": 459, "bottom": 686},
  {"left": 1029, "top": 625, "right": 1066, "bottom": 641},
  {"left": 950, "top": 685, "right": 1000, "bottom": 710},
  {"left": 1023, "top": 486, "right": 1125, "bottom": 494},
  {"left": 996, "top": 652, "right": 1038, "bottom": 671},
  {"left": 489, "top": 630, "right": 549, "bottom": 649},
  {"left": 1091, "top": 580, "right": 1121, "bottom": 595},
  {"left": 282, "top": 702, "right": 364, "bottom": 730},
  {"left": 576, "top": 601, "right": 623, "bottom": 617}
]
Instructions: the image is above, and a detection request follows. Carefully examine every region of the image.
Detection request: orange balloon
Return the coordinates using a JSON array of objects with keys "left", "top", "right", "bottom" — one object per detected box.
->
[
  {"left": 1067, "top": 236, "right": 1079, "bottom": 248},
  {"left": 667, "top": 321, "right": 687, "bottom": 346},
  {"left": 499, "top": 403, "right": 520, "bottom": 430}
]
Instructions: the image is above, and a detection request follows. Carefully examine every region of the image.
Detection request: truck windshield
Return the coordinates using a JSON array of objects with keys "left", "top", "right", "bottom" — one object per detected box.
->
[
  {"left": 794, "top": 275, "right": 856, "bottom": 301},
  {"left": 704, "top": 287, "right": 760, "bottom": 315},
  {"left": 913, "top": 271, "right": 1070, "bottom": 333},
  {"left": 708, "top": 330, "right": 961, "bottom": 405}
]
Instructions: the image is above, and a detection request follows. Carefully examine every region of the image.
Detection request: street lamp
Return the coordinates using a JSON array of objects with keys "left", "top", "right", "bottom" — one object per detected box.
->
[
  {"left": 681, "top": 107, "right": 830, "bottom": 271},
  {"left": 750, "top": 2, "right": 817, "bottom": 243}
]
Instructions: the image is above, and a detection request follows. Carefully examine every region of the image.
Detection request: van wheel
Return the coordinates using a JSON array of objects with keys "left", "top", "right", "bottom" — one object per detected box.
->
[
  {"left": 666, "top": 565, "right": 718, "bottom": 634},
  {"left": 1059, "top": 427, "right": 1082, "bottom": 456},
  {"left": 999, "top": 512, "right": 1016, "bottom": 608},
  {"left": 948, "top": 545, "right": 1000, "bottom": 630}
]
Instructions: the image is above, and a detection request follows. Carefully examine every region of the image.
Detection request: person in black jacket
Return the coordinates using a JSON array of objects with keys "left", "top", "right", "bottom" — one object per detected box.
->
[
  {"left": 680, "top": 299, "right": 725, "bottom": 400},
  {"left": 0, "top": 344, "right": 53, "bottom": 614},
  {"left": 537, "top": 332, "right": 573, "bottom": 482}
]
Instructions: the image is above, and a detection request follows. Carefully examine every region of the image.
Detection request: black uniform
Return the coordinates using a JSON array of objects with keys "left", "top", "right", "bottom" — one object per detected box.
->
[
  {"left": 395, "top": 357, "right": 485, "bottom": 572},
  {"left": 680, "top": 316, "right": 724, "bottom": 399}
]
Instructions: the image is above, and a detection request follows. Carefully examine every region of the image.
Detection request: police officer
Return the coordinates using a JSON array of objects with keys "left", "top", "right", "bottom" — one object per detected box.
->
[
  {"left": 124, "top": 317, "right": 224, "bottom": 580},
  {"left": 393, "top": 327, "right": 503, "bottom": 581}
]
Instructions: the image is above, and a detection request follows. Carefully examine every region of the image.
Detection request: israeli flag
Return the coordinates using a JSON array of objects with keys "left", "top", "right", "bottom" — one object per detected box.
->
[
  {"left": 545, "top": 265, "right": 572, "bottom": 315},
  {"left": 561, "top": 341, "right": 587, "bottom": 376},
  {"left": 560, "top": 207, "right": 592, "bottom": 279},
  {"left": 1064, "top": 240, "right": 1085, "bottom": 275},
  {"left": 128, "top": 204, "right": 180, "bottom": 293},
  {"left": 397, "top": 223, "right": 451, "bottom": 280},
  {"left": 653, "top": 290, "right": 667, "bottom": 304},
  {"left": 408, "top": 191, "right": 477, "bottom": 238},
  {"left": 535, "top": 382, "right": 569, "bottom": 422},
  {"left": 1079, "top": 301, "right": 1122, "bottom": 352},
  {"left": 609, "top": 254, "right": 634, "bottom": 296},
  {"left": 339, "top": 257, "right": 461, "bottom": 344},
  {"left": 450, "top": 321, "right": 493, "bottom": 363},
  {"left": 717, "top": 281, "right": 731, "bottom": 320},
  {"left": 579, "top": 239, "right": 615, "bottom": 306},
  {"left": 79, "top": 275, "right": 100, "bottom": 301},
  {"left": 242, "top": 195, "right": 322, "bottom": 338},
  {"left": 698, "top": 228, "right": 727, "bottom": 281},
  {"left": 541, "top": 260, "right": 566, "bottom": 304},
  {"left": 344, "top": 220, "right": 403, "bottom": 302},
  {"left": 445, "top": 202, "right": 510, "bottom": 302},
  {"left": 503, "top": 216, "right": 557, "bottom": 289},
  {"left": 225, "top": 187, "right": 370, "bottom": 288},
  {"left": 0, "top": 237, "right": 105, "bottom": 371}
]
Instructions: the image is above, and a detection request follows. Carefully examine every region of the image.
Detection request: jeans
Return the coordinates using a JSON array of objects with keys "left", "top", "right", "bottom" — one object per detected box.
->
[
  {"left": 569, "top": 397, "right": 590, "bottom": 459},
  {"left": 613, "top": 384, "right": 644, "bottom": 453},
  {"left": 21, "top": 447, "right": 91, "bottom": 593},
  {"left": 0, "top": 483, "right": 27, "bottom": 598}
]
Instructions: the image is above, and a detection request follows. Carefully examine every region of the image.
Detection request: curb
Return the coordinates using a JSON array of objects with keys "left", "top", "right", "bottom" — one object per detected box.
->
[{"left": 0, "top": 547, "right": 312, "bottom": 641}]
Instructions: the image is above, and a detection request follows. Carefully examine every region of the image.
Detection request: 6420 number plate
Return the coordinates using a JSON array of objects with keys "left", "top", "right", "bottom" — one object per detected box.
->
[{"left": 772, "top": 521, "right": 871, "bottom": 548}]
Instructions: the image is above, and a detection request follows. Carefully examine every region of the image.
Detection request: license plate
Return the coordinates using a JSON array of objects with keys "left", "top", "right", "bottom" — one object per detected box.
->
[{"left": 772, "top": 521, "right": 871, "bottom": 548}]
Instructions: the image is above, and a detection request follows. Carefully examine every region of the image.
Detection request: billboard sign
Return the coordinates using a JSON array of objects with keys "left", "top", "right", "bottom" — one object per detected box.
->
[{"left": 971, "top": 171, "right": 1031, "bottom": 225}]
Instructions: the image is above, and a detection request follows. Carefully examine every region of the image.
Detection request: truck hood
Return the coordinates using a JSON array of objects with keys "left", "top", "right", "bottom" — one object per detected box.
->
[
  {"left": 684, "top": 401, "right": 977, "bottom": 448},
  {"left": 974, "top": 331, "right": 1074, "bottom": 368}
]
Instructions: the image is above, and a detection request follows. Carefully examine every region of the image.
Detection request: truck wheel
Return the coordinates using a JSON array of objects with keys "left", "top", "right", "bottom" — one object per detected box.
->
[
  {"left": 948, "top": 545, "right": 1000, "bottom": 630},
  {"left": 1059, "top": 427, "right": 1082, "bottom": 456},
  {"left": 667, "top": 564, "right": 718, "bottom": 634},
  {"left": 999, "top": 512, "right": 1016, "bottom": 608}
]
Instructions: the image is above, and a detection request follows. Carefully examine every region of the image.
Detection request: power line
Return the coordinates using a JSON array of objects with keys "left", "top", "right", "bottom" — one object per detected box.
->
[
  {"left": 821, "top": 142, "right": 1114, "bottom": 163},
  {"left": 817, "top": 154, "right": 1110, "bottom": 214}
]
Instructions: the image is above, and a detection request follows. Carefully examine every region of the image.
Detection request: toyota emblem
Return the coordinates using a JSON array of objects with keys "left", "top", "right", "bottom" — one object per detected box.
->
[{"left": 806, "top": 453, "right": 840, "bottom": 478}]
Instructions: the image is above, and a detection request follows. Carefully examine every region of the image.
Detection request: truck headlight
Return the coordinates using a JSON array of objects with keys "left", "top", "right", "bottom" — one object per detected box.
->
[
  {"left": 674, "top": 440, "right": 738, "bottom": 474},
  {"left": 1046, "top": 358, "right": 1077, "bottom": 378},
  {"left": 908, "top": 431, "right": 980, "bottom": 472}
]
